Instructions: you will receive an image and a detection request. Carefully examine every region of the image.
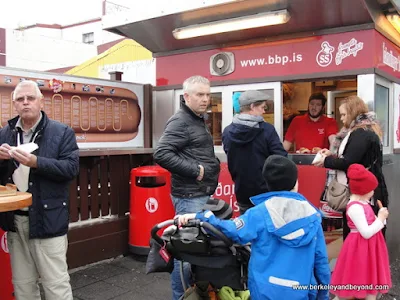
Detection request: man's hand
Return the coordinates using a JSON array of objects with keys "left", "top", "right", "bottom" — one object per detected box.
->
[
  {"left": 0, "top": 143, "right": 12, "bottom": 160},
  {"left": 196, "top": 165, "right": 204, "bottom": 181},
  {"left": 9, "top": 148, "right": 38, "bottom": 168},
  {"left": 176, "top": 213, "right": 196, "bottom": 227}
]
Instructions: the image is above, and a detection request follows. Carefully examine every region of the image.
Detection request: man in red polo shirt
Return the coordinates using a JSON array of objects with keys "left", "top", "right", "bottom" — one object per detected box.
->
[{"left": 283, "top": 93, "right": 338, "bottom": 153}]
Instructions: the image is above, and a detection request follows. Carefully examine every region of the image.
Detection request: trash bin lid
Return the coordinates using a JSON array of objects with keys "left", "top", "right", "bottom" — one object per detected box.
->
[{"left": 130, "top": 165, "right": 170, "bottom": 176}]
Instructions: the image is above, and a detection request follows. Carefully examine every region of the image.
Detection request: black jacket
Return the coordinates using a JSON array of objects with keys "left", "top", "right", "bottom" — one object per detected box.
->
[
  {"left": 154, "top": 103, "right": 220, "bottom": 198},
  {"left": 222, "top": 121, "right": 287, "bottom": 206},
  {"left": 0, "top": 112, "right": 79, "bottom": 238},
  {"left": 324, "top": 127, "right": 389, "bottom": 239},
  {"left": 324, "top": 127, "right": 388, "bottom": 208}
]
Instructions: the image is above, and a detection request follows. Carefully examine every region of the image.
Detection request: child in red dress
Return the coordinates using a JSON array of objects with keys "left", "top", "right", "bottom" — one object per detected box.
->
[{"left": 330, "top": 164, "right": 391, "bottom": 300}]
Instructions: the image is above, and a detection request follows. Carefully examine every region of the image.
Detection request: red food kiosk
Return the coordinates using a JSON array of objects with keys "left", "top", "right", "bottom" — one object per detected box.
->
[{"left": 104, "top": 0, "right": 400, "bottom": 262}]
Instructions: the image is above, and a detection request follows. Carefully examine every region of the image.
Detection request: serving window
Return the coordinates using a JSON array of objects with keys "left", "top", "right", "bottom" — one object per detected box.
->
[{"left": 232, "top": 89, "right": 275, "bottom": 125}]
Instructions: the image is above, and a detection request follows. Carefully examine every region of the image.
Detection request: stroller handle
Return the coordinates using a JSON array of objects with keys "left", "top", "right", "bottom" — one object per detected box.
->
[
  {"left": 150, "top": 218, "right": 233, "bottom": 248},
  {"left": 150, "top": 219, "right": 175, "bottom": 245},
  {"left": 198, "top": 221, "right": 233, "bottom": 248}
]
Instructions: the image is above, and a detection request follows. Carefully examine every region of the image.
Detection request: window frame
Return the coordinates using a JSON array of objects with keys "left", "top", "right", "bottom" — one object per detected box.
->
[{"left": 174, "top": 82, "right": 282, "bottom": 153}]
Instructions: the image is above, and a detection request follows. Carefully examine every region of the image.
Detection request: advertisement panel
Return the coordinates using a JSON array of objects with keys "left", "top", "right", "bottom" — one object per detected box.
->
[
  {"left": 0, "top": 229, "right": 13, "bottom": 300},
  {"left": 213, "top": 162, "right": 239, "bottom": 217},
  {"left": 215, "top": 162, "right": 341, "bottom": 222},
  {"left": 0, "top": 69, "right": 144, "bottom": 148},
  {"left": 157, "top": 30, "right": 375, "bottom": 86},
  {"left": 394, "top": 83, "right": 400, "bottom": 150},
  {"left": 0, "top": 28, "right": 5, "bottom": 67},
  {"left": 375, "top": 31, "right": 400, "bottom": 79}
]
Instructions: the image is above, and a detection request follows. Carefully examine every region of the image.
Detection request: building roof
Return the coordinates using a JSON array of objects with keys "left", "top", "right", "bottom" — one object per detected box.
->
[
  {"left": 103, "top": 0, "right": 400, "bottom": 56},
  {"left": 17, "top": 18, "right": 101, "bottom": 31},
  {"left": 97, "top": 38, "right": 126, "bottom": 54},
  {"left": 46, "top": 66, "right": 76, "bottom": 73},
  {"left": 65, "top": 39, "right": 152, "bottom": 77}
]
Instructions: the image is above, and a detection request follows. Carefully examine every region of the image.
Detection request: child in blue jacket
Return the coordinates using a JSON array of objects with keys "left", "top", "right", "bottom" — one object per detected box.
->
[{"left": 178, "top": 155, "right": 331, "bottom": 300}]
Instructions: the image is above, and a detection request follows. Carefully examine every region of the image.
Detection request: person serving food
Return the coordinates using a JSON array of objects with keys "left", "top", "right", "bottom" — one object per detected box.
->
[{"left": 283, "top": 93, "right": 338, "bottom": 153}]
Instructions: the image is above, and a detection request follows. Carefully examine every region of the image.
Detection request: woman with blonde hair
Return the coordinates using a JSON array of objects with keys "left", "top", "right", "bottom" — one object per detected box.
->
[{"left": 313, "top": 96, "right": 389, "bottom": 240}]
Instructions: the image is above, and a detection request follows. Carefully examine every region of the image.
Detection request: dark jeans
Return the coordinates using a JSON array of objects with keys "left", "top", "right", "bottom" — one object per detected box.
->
[{"left": 170, "top": 195, "right": 210, "bottom": 300}]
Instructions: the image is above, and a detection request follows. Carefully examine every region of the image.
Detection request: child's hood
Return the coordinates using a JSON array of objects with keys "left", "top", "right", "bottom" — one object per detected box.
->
[{"left": 250, "top": 191, "right": 321, "bottom": 247}]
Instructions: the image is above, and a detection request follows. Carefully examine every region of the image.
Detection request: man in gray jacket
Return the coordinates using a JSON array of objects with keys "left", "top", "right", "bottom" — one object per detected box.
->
[{"left": 154, "top": 75, "right": 220, "bottom": 300}]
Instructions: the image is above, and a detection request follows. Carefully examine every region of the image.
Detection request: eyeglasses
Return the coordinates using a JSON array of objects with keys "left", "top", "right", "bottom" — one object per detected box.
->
[{"left": 13, "top": 95, "right": 38, "bottom": 103}]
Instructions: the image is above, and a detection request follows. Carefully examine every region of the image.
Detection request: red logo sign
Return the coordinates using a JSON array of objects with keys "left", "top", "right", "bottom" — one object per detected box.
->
[
  {"left": 1, "top": 231, "right": 9, "bottom": 253},
  {"left": 213, "top": 163, "right": 240, "bottom": 217},
  {"left": 214, "top": 163, "right": 338, "bottom": 220},
  {"left": 0, "top": 28, "right": 5, "bottom": 67},
  {"left": 376, "top": 31, "right": 400, "bottom": 79},
  {"left": 157, "top": 30, "right": 375, "bottom": 86}
]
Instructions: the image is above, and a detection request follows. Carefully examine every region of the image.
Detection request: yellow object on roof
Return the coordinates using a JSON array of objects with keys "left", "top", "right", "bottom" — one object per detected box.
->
[{"left": 66, "top": 39, "right": 152, "bottom": 78}]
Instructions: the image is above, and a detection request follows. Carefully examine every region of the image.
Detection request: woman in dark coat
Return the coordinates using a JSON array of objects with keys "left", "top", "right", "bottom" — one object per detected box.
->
[{"left": 313, "top": 96, "right": 388, "bottom": 240}]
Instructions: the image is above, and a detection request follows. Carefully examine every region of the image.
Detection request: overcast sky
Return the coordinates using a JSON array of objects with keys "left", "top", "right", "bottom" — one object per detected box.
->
[
  {"left": 0, "top": 0, "right": 102, "bottom": 28},
  {"left": 0, "top": 0, "right": 237, "bottom": 29}
]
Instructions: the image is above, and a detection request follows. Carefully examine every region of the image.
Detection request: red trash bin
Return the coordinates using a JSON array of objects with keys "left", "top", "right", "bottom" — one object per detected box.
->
[
  {"left": 0, "top": 229, "right": 14, "bottom": 300},
  {"left": 129, "top": 165, "right": 175, "bottom": 255}
]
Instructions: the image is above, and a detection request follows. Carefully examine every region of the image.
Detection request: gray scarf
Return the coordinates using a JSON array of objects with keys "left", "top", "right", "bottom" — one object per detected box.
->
[
  {"left": 233, "top": 114, "right": 264, "bottom": 128},
  {"left": 330, "top": 111, "right": 378, "bottom": 154}
]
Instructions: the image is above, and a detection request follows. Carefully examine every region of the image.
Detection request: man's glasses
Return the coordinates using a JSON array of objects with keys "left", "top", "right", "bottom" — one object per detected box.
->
[{"left": 13, "top": 95, "right": 38, "bottom": 103}]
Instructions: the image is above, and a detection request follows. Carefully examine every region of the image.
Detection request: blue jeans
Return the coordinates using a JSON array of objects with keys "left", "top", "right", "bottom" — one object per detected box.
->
[{"left": 170, "top": 195, "right": 210, "bottom": 300}]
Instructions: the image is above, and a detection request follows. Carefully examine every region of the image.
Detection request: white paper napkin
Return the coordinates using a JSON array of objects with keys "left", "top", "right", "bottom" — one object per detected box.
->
[
  {"left": 10, "top": 143, "right": 39, "bottom": 192},
  {"left": 312, "top": 152, "right": 323, "bottom": 165}
]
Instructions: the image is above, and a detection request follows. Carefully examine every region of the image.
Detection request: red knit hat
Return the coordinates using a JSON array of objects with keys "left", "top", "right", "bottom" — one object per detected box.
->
[{"left": 347, "top": 164, "right": 378, "bottom": 195}]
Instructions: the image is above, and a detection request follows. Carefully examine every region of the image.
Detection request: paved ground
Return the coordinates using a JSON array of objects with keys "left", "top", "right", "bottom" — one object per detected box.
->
[
  {"left": 70, "top": 255, "right": 170, "bottom": 300},
  {"left": 67, "top": 255, "right": 400, "bottom": 300}
]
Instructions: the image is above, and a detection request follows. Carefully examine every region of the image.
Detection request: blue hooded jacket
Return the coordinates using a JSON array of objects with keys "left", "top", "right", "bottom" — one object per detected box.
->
[{"left": 196, "top": 191, "right": 331, "bottom": 300}]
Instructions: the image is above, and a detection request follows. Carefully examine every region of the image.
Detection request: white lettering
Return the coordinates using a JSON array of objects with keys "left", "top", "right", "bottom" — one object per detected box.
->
[
  {"left": 215, "top": 183, "right": 223, "bottom": 196},
  {"left": 316, "top": 41, "right": 335, "bottom": 67},
  {"left": 383, "top": 43, "right": 400, "bottom": 72},
  {"left": 1, "top": 232, "right": 8, "bottom": 253},
  {"left": 335, "top": 38, "right": 364, "bottom": 65},
  {"left": 223, "top": 184, "right": 231, "bottom": 196}
]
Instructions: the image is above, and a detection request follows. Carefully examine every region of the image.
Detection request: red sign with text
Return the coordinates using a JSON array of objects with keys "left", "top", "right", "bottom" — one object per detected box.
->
[
  {"left": 213, "top": 162, "right": 239, "bottom": 217},
  {"left": 214, "top": 162, "right": 332, "bottom": 218},
  {"left": 375, "top": 31, "right": 400, "bottom": 79},
  {"left": 0, "top": 28, "right": 5, "bottom": 67},
  {"left": 157, "top": 30, "right": 375, "bottom": 86},
  {"left": 0, "top": 229, "right": 14, "bottom": 300}
]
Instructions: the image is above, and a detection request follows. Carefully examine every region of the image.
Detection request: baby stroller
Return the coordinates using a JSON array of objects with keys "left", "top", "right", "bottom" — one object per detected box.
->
[{"left": 147, "top": 199, "right": 251, "bottom": 299}]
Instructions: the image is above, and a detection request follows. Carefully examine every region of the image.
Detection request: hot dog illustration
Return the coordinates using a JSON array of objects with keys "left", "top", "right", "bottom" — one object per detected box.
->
[{"left": 0, "top": 76, "right": 141, "bottom": 143}]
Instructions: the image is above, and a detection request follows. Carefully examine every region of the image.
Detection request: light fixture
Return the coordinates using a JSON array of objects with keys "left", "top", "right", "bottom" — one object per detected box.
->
[
  {"left": 172, "top": 9, "right": 291, "bottom": 40},
  {"left": 387, "top": 12, "right": 400, "bottom": 33}
]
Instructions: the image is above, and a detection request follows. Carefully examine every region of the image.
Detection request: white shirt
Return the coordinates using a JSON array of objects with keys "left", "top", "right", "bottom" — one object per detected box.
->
[{"left": 347, "top": 200, "right": 384, "bottom": 239}]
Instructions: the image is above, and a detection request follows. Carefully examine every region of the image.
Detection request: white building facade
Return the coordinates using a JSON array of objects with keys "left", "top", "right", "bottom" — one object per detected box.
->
[{"left": 1, "top": 1, "right": 127, "bottom": 71}]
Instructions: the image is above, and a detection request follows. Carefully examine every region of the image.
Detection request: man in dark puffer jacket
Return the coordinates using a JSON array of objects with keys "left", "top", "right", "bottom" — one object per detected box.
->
[
  {"left": 154, "top": 75, "right": 220, "bottom": 300},
  {"left": 0, "top": 80, "right": 79, "bottom": 300}
]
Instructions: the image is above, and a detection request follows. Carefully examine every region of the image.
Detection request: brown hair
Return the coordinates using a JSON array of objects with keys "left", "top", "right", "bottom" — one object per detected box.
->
[
  {"left": 339, "top": 96, "right": 383, "bottom": 139},
  {"left": 240, "top": 100, "right": 265, "bottom": 113}
]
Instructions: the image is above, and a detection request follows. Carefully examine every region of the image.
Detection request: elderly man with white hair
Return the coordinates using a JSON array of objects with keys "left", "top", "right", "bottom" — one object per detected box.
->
[{"left": 0, "top": 80, "right": 79, "bottom": 300}]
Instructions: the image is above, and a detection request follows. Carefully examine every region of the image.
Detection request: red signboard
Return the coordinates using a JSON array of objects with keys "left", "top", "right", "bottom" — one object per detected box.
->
[
  {"left": 375, "top": 31, "right": 400, "bottom": 79},
  {"left": 157, "top": 30, "right": 375, "bottom": 86},
  {"left": 0, "top": 229, "right": 14, "bottom": 300},
  {"left": 213, "top": 162, "right": 240, "bottom": 217},
  {"left": 0, "top": 28, "right": 5, "bottom": 67},
  {"left": 214, "top": 162, "right": 334, "bottom": 219}
]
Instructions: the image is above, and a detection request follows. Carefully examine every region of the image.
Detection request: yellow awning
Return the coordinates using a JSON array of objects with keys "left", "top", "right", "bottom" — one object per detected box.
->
[{"left": 66, "top": 39, "right": 152, "bottom": 78}]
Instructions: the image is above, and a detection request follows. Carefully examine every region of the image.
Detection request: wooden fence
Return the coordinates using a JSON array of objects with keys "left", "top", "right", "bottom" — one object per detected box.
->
[{"left": 67, "top": 151, "right": 154, "bottom": 268}]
